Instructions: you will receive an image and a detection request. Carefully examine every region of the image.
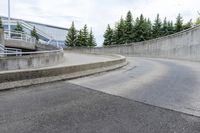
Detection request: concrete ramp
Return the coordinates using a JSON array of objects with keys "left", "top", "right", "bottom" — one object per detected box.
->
[{"left": 0, "top": 52, "right": 127, "bottom": 90}]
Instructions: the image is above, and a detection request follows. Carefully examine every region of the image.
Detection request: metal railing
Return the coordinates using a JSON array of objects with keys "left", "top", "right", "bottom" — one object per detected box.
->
[
  {"left": 4, "top": 30, "right": 36, "bottom": 44},
  {"left": 47, "top": 40, "right": 64, "bottom": 49},
  {"left": 1, "top": 28, "right": 64, "bottom": 57},
  {"left": 0, "top": 42, "right": 63, "bottom": 57},
  {"left": 0, "top": 47, "right": 63, "bottom": 56},
  {"left": 2, "top": 19, "right": 54, "bottom": 42},
  {"left": 0, "top": 43, "right": 22, "bottom": 56}
]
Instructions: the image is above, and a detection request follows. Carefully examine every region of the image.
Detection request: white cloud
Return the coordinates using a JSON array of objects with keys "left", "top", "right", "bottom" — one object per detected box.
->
[{"left": 0, "top": 0, "right": 199, "bottom": 46}]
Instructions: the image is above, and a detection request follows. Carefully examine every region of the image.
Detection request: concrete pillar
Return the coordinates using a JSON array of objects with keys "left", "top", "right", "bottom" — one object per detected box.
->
[{"left": 0, "top": 29, "right": 4, "bottom": 45}]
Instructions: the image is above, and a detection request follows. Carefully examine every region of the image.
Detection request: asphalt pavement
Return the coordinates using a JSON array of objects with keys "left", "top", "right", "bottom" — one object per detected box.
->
[
  {"left": 71, "top": 57, "right": 200, "bottom": 117},
  {"left": 1, "top": 57, "right": 200, "bottom": 133},
  {"left": 0, "top": 82, "right": 200, "bottom": 133}
]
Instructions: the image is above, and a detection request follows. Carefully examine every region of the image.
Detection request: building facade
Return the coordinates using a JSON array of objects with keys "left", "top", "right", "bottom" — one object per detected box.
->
[{"left": 1, "top": 16, "right": 68, "bottom": 47}]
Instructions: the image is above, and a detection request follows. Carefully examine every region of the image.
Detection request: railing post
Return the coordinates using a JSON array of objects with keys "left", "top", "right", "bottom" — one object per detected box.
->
[{"left": 20, "top": 32, "right": 22, "bottom": 40}]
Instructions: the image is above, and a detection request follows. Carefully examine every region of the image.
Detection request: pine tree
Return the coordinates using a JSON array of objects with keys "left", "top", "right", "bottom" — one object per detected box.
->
[
  {"left": 133, "top": 17, "right": 140, "bottom": 42},
  {"left": 65, "top": 21, "right": 77, "bottom": 47},
  {"left": 0, "top": 17, "right": 3, "bottom": 29},
  {"left": 103, "top": 24, "right": 113, "bottom": 46},
  {"left": 152, "top": 14, "right": 162, "bottom": 38},
  {"left": 134, "top": 14, "right": 150, "bottom": 42},
  {"left": 183, "top": 19, "right": 192, "bottom": 30},
  {"left": 146, "top": 18, "right": 152, "bottom": 40},
  {"left": 88, "top": 30, "right": 96, "bottom": 47},
  {"left": 175, "top": 14, "right": 183, "bottom": 32},
  {"left": 124, "top": 11, "right": 134, "bottom": 43},
  {"left": 167, "top": 21, "right": 174, "bottom": 35},
  {"left": 82, "top": 24, "right": 89, "bottom": 46},
  {"left": 31, "top": 26, "right": 39, "bottom": 41},
  {"left": 77, "top": 30, "right": 84, "bottom": 47},
  {"left": 113, "top": 17, "right": 126, "bottom": 44},
  {"left": 15, "top": 22, "right": 23, "bottom": 32},
  {"left": 134, "top": 15, "right": 143, "bottom": 42},
  {"left": 103, "top": 11, "right": 196, "bottom": 45},
  {"left": 195, "top": 18, "right": 200, "bottom": 25},
  {"left": 161, "top": 17, "right": 169, "bottom": 36}
]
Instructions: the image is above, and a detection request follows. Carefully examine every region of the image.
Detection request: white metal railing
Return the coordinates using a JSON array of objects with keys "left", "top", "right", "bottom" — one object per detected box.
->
[
  {"left": 0, "top": 41, "right": 63, "bottom": 57},
  {"left": 19, "top": 20, "right": 53, "bottom": 40},
  {"left": 47, "top": 40, "right": 63, "bottom": 48},
  {"left": 4, "top": 30, "right": 36, "bottom": 44},
  {"left": 2, "top": 19, "right": 54, "bottom": 41},
  {"left": 4, "top": 31, "right": 63, "bottom": 49},
  {"left": 0, "top": 43, "right": 22, "bottom": 56},
  {"left": 0, "top": 47, "right": 63, "bottom": 56}
]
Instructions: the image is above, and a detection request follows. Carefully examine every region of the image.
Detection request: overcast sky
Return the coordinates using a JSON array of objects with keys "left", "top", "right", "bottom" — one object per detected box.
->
[{"left": 0, "top": 0, "right": 199, "bottom": 46}]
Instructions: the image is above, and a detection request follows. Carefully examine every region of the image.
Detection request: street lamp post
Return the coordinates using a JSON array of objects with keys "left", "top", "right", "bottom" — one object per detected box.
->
[{"left": 8, "top": 0, "right": 11, "bottom": 38}]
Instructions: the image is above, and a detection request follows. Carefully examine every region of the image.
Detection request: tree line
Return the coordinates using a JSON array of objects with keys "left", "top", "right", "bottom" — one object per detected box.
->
[
  {"left": 65, "top": 22, "right": 96, "bottom": 47},
  {"left": 103, "top": 11, "right": 200, "bottom": 46}
]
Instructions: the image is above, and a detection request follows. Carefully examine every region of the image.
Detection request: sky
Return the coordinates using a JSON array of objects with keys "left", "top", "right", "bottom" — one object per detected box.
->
[{"left": 0, "top": 0, "right": 200, "bottom": 46}]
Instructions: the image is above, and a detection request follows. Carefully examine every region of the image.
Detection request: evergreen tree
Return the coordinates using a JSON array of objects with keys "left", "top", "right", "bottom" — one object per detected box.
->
[
  {"left": 88, "top": 30, "right": 96, "bottom": 47},
  {"left": 124, "top": 11, "right": 134, "bottom": 43},
  {"left": 195, "top": 18, "right": 200, "bottom": 25},
  {"left": 183, "top": 19, "right": 192, "bottom": 30},
  {"left": 103, "top": 11, "right": 197, "bottom": 45},
  {"left": 134, "top": 14, "right": 150, "bottom": 42},
  {"left": 77, "top": 30, "right": 84, "bottom": 47},
  {"left": 65, "top": 21, "right": 77, "bottom": 47},
  {"left": 175, "top": 14, "right": 183, "bottom": 32},
  {"left": 113, "top": 17, "right": 126, "bottom": 44},
  {"left": 15, "top": 22, "right": 23, "bottom": 32},
  {"left": 31, "top": 26, "right": 39, "bottom": 41},
  {"left": 103, "top": 24, "right": 114, "bottom": 46},
  {"left": 152, "top": 14, "right": 162, "bottom": 38},
  {"left": 167, "top": 21, "right": 174, "bottom": 35},
  {"left": 161, "top": 17, "right": 169, "bottom": 36},
  {"left": 132, "top": 17, "right": 139, "bottom": 42},
  {"left": 0, "top": 17, "right": 3, "bottom": 29},
  {"left": 146, "top": 18, "right": 153, "bottom": 40},
  {"left": 134, "top": 15, "right": 143, "bottom": 42},
  {"left": 82, "top": 24, "right": 89, "bottom": 46}
]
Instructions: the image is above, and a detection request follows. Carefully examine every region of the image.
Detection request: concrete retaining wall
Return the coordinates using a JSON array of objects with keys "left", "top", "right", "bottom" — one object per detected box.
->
[
  {"left": 0, "top": 54, "right": 126, "bottom": 83},
  {"left": 65, "top": 26, "right": 200, "bottom": 61},
  {"left": 36, "top": 43, "right": 60, "bottom": 51},
  {"left": 5, "top": 39, "right": 36, "bottom": 50},
  {"left": 0, "top": 50, "right": 64, "bottom": 71},
  {"left": 1, "top": 33, "right": 64, "bottom": 71}
]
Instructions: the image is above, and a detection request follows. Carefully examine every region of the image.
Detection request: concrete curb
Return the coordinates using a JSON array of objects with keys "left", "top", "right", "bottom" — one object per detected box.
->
[{"left": 0, "top": 54, "right": 127, "bottom": 91}]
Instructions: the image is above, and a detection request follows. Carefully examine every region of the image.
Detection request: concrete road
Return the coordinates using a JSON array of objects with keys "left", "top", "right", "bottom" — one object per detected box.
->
[
  {"left": 1, "top": 57, "right": 200, "bottom": 133},
  {"left": 0, "top": 82, "right": 200, "bottom": 133},
  {"left": 70, "top": 57, "right": 200, "bottom": 117}
]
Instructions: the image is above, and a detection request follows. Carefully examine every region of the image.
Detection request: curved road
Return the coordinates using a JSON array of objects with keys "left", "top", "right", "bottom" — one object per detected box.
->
[
  {"left": 1, "top": 57, "right": 200, "bottom": 133},
  {"left": 71, "top": 57, "right": 200, "bottom": 117}
]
